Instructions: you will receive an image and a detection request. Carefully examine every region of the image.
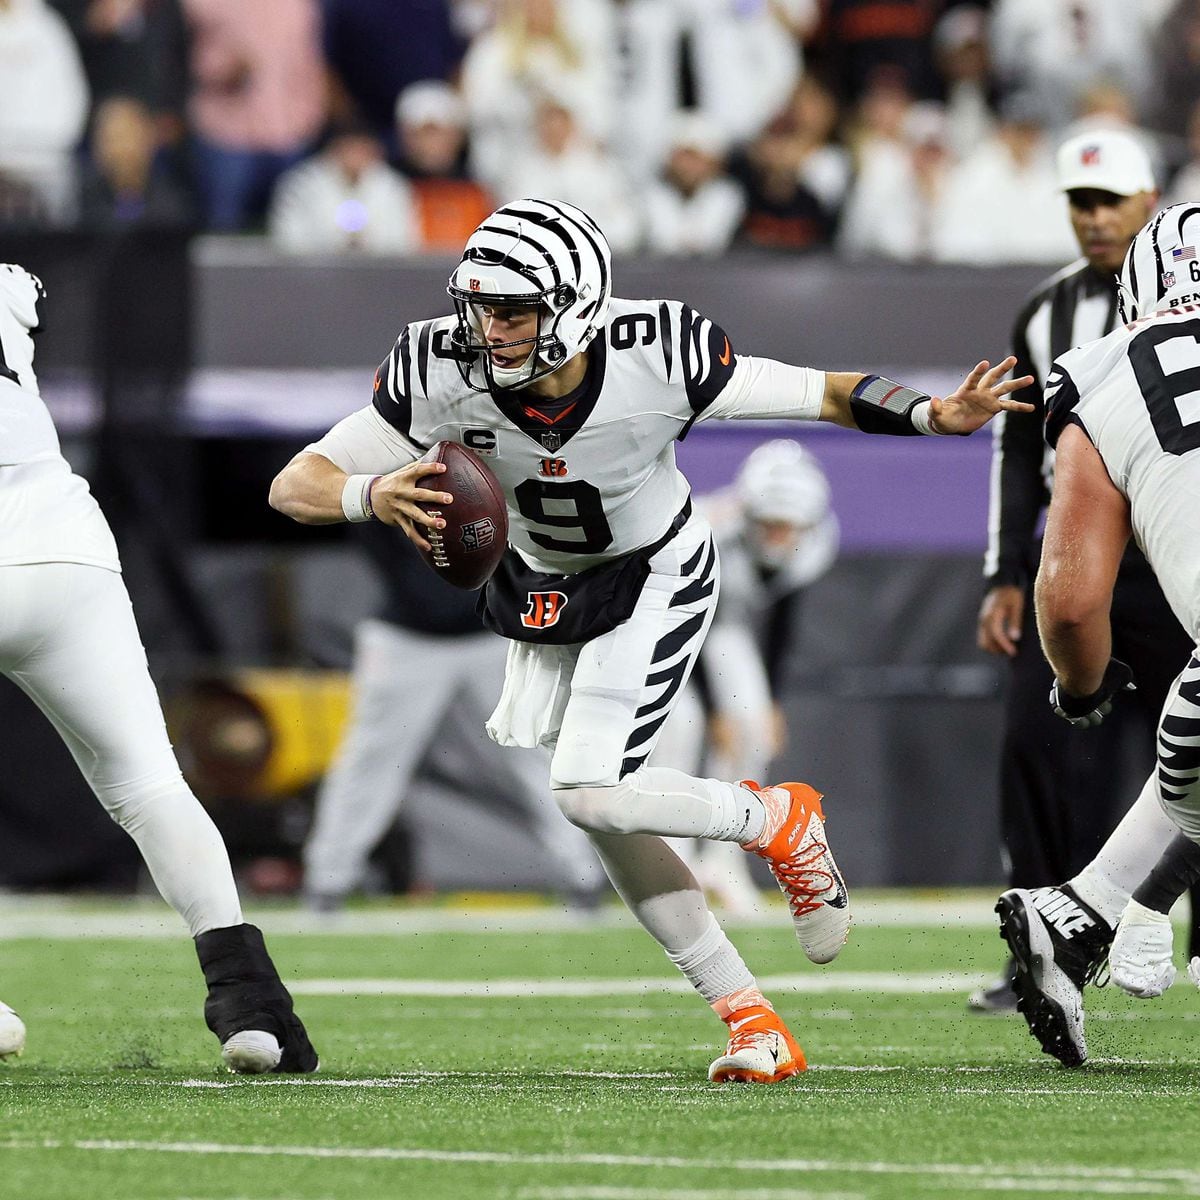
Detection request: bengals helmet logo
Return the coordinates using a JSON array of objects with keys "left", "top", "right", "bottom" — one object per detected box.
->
[
  {"left": 522, "top": 590, "right": 568, "bottom": 630},
  {"left": 469, "top": 277, "right": 482, "bottom": 291}
]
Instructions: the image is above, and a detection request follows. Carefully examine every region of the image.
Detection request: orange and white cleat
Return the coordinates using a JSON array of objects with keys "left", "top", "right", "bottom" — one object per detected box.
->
[
  {"left": 740, "top": 780, "right": 850, "bottom": 964},
  {"left": 708, "top": 1003, "right": 806, "bottom": 1084}
]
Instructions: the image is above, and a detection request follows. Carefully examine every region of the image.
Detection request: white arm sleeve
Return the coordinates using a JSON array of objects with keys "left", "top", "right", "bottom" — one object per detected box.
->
[
  {"left": 303, "top": 406, "right": 423, "bottom": 475},
  {"left": 698, "top": 355, "right": 826, "bottom": 423}
]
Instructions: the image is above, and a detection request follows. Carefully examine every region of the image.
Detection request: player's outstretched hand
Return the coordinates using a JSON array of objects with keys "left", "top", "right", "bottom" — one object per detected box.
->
[
  {"left": 928, "top": 357, "right": 1035, "bottom": 435},
  {"left": 370, "top": 460, "right": 453, "bottom": 552}
]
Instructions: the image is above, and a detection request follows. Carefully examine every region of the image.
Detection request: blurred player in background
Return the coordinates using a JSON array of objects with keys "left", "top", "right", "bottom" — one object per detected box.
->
[
  {"left": 0, "top": 264, "right": 316, "bottom": 1076},
  {"left": 653, "top": 440, "right": 838, "bottom": 914},
  {"left": 997, "top": 204, "right": 1200, "bottom": 1066},
  {"left": 973, "top": 128, "right": 1199, "bottom": 1011},
  {"left": 303, "top": 519, "right": 605, "bottom": 910},
  {"left": 270, "top": 198, "right": 1031, "bottom": 1083}
]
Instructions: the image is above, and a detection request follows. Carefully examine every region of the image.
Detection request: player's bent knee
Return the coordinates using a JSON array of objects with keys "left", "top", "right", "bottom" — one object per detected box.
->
[{"left": 552, "top": 782, "right": 641, "bottom": 835}]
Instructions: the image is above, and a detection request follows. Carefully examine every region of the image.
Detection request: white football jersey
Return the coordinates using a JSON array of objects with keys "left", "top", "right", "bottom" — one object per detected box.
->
[
  {"left": 1046, "top": 305, "right": 1200, "bottom": 643},
  {"left": 0, "top": 264, "right": 120, "bottom": 570},
  {"left": 371, "top": 297, "right": 739, "bottom": 573}
]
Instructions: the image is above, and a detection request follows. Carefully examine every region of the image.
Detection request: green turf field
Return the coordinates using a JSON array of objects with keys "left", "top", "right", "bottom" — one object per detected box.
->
[{"left": 2, "top": 893, "right": 1199, "bottom": 1200}]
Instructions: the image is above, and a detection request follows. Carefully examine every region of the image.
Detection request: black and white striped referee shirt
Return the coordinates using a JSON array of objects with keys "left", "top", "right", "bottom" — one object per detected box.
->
[{"left": 983, "top": 259, "right": 1119, "bottom": 588}]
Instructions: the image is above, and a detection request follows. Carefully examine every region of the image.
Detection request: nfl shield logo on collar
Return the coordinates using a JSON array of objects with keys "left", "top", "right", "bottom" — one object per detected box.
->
[{"left": 540, "top": 430, "right": 563, "bottom": 453}]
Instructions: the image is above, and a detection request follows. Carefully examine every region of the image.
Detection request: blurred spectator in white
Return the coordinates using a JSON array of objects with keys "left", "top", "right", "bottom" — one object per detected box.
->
[
  {"left": 931, "top": 95, "right": 1077, "bottom": 265},
  {"left": 933, "top": 5, "right": 996, "bottom": 160},
  {"left": 268, "top": 128, "right": 418, "bottom": 256},
  {"left": 181, "top": 0, "right": 327, "bottom": 230},
  {"left": 676, "top": 0, "right": 806, "bottom": 144},
  {"left": 1151, "top": 1, "right": 1200, "bottom": 142},
  {"left": 322, "top": 0, "right": 466, "bottom": 144},
  {"left": 461, "top": 0, "right": 618, "bottom": 193},
  {"left": 1165, "top": 100, "right": 1200, "bottom": 207},
  {"left": 0, "top": 0, "right": 90, "bottom": 225},
  {"left": 79, "top": 94, "right": 195, "bottom": 230},
  {"left": 838, "top": 99, "right": 953, "bottom": 261},
  {"left": 734, "top": 73, "right": 850, "bottom": 253},
  {"left": 989, "top": 0, "right": 1156, "bottom": 134},
  {"left": 394, "top": 81, "right": 494, "bottom": 255},
  {"left": 610, "top": 0, "right": 807, "bottom": 188},
  {"left": 644, "top": 111, "right": 744, "bottom": 257},
  {"left": 494, "top": 91, "right": 639, "bottom": 255}
]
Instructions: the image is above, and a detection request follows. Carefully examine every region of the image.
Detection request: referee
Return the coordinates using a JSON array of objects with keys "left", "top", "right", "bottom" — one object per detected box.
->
[{"left": 973, "top": 128, "right": 1200, "bottom": 1010}]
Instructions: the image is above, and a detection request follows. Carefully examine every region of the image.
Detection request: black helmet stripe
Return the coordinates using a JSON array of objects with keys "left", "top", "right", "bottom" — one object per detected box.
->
[
  {"left": 459, "top": 244, "right": 544, "bottom": 293},
  {"left": 496, "top": 199, "right": 611, "bottom": 302},
  {"left": 476, "top": 223, "right": 563, "bottom": 287},
  {"left": 496, "top": 203, "right": 584, "bottom": 282}
]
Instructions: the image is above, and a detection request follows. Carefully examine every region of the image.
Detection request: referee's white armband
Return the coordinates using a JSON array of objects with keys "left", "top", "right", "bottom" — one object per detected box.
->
[
  {"left": 341, "top": 473, "right": 382, "bottom": 522},
  {"left": 700, "top": 356, "right": 825, "bottom": 422}
]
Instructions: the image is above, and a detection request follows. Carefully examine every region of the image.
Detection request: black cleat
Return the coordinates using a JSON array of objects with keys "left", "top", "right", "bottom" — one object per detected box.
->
[
  {"left": 195, "top": 923, "right": 319, "bottom": 1074},
  {"left": 996, "top": 886, "right": 1112, "bottom": 1067}
]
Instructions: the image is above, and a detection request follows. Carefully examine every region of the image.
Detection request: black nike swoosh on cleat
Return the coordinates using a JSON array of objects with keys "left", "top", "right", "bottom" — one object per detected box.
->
[{"left": 827, "top": 870, "right": 849, "bottom": 909}]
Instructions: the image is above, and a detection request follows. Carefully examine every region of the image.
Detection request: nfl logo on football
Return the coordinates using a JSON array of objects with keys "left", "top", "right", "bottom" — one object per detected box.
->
[{"left": 460, "top": 517, "right": 496, "bottom": 552}]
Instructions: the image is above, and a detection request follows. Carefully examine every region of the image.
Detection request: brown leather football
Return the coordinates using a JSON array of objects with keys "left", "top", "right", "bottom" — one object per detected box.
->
[{"left": 414, "top": 440, "right": 508, "bottom": 589}]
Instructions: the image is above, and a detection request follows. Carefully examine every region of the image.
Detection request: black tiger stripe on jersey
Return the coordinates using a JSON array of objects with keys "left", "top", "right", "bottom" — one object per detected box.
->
[
  {"left": 416, "top": 321, "right": 433, "bottom": 398},
  {"left": 659, "top": 302, "right": 674, "bottom": 380},
  {"left": 1044, "top": 367, "right": 1083, "bottom": 448},
  {"left": 679, "top": 304, "right": 736, "bottom": 417},
  {"left": 1158, "top": 658, "right": 1200, "bottom": 803},
  {"left": 372, "top": 327, "right": 415, "bottom": 438}
]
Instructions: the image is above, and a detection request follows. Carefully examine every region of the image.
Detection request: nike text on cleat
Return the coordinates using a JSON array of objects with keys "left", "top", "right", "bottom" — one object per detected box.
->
[
  {"left": 996, "top": 886, "right": 1112, "bottom": 1068},
  {"left": 221, "top": 1030, "right": 283, "bottom": 1074},
  {"left": 741, "top": 781, "right": 849, "bottom": 964},
  {"left": 708, "top": 1005, "right": 806, "bottom": 1084},
  {"left": 1110, "top": 899, "right": 1177, "bottom": 999}
]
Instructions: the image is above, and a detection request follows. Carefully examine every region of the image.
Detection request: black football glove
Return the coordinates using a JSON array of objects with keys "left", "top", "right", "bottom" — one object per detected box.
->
[{"left": 1049, "top": 657, "right": 1136, "bottom": 728}]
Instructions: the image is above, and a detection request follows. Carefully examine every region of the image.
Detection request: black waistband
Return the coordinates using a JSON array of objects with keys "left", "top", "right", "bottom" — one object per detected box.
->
[{"left": 642, "top": 495, "right": 693, "bottom": 561}]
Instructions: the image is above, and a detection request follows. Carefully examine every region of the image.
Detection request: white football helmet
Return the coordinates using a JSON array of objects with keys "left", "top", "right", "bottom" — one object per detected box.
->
[
  {"left": 736, "top": 440, "right": 831, "bottom": 528},
  {"left": 1118, "top": 202, "right": 1200, "bottom": 323},
  {"left": 446, "top": 198, "right": 612, "bottom": 391}
]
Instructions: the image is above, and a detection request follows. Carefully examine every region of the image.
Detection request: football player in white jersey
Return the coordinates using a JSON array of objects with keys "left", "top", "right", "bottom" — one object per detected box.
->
[
  {"left": 0, "top": 264, "right": 317, "bottom": 1076},
  {"left": 652, "top": 440, "right": 839, "bottom": 914},
  {"left": 997, "top": 203, "right": 1200, "bottom": 1067},
  {"left": 271, "top": 198, "right": 1031, "bottom": 1082}
]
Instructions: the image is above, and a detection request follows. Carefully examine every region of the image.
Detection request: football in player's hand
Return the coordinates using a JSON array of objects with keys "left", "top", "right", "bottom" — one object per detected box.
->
[{"left": 414, "top": 440, "right": 508, "bottom": 589}]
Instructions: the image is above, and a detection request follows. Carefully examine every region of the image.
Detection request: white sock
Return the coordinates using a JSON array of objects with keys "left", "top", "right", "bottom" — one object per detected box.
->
[
  {"left": 1069, "top": 773, "right": 1180, "bottom": 927},
  {"left": 105, "top": 778, "right": 244, "bottom": 937},
  {"left": 626, "top": 767, "right": 765, "bottom": 843},
  {"left": 665, "top": 914, "right": 757, "bottom": 1004}
]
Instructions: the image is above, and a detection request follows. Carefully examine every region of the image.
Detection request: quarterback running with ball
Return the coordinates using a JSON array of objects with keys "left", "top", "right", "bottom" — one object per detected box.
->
[{"left": 271, "top": 198, "right": 1031, "bottom": 1082}]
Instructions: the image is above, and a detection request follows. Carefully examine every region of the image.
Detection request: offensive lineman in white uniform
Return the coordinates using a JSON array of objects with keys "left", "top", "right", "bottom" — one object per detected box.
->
[
  {"left": 0, "top": 265, "right": 317, "bottom": 1075},
  {"left": 997, "top": 204, "right": 1200, "bottom": 1067},
  {"left": 271, "top": 199, "right": 1032, "bottom": 1082}
]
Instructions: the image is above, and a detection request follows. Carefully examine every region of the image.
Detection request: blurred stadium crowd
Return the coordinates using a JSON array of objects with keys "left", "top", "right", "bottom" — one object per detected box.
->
[{"left": 3, "top": 0, "right": 1200, "bottom": 263}]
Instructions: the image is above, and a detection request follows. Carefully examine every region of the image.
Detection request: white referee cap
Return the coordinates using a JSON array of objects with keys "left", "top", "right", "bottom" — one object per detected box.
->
[{"left": 1056, "top": 129, "right": 1155, "bottom": 197}]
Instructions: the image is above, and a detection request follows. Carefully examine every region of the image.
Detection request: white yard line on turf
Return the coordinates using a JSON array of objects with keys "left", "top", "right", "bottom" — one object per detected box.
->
[
  {"left": 288, "top": 972, "right": 983, "bottom": 997},
  {"left": 0, "top": 895, "right": 1007, "bottom": 938},
  {"left": 518, "top": 1190, "right": 864, "bottom": 1200},
  {"left": 2, "top": 1138, "right": 1197, "bottom": 1196}
]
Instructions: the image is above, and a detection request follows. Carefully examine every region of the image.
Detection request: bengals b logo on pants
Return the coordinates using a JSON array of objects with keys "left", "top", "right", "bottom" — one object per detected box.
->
[{"left": 522, "top": 590, "right": 568, "bottom": 630}]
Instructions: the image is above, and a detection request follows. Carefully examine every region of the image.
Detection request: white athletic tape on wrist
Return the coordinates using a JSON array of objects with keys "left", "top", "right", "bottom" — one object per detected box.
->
[
  {"left": 909, "top": 400, "right": 942, "bottom": 435},
  {"left": 341, "top": 473, "right": 381, "bottom": 522}
]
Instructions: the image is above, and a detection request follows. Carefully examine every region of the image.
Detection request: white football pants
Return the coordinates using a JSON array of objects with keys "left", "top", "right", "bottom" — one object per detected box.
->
[
  {"left": 303, "top": 619, "right": 603, "bottom": 899},
  {"left": 0, "top": 562, "right": 243, "bottom": 936}
]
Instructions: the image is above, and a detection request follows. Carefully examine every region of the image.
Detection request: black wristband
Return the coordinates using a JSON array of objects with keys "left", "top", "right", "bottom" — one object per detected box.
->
[{"left": 849, "top": 375, "right": 931, "bottom": 436}]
